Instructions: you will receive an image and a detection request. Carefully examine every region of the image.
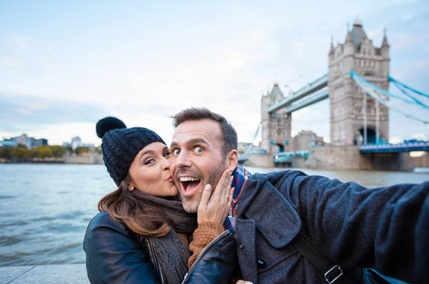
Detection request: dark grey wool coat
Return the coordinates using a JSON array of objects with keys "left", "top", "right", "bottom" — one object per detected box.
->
[{"left": 234, "top": 170, "right": 428, "bottom": 284}]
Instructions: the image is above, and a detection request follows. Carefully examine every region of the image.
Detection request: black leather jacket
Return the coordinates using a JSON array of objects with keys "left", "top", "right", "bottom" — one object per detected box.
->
[{"left": 83, "top": 212, "right": 237, "bottom": 284}]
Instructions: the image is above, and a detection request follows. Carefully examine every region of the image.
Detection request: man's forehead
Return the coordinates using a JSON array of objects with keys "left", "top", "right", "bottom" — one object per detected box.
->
[{"left": 172, "top": 119, "right": 222, "bottom": 144}]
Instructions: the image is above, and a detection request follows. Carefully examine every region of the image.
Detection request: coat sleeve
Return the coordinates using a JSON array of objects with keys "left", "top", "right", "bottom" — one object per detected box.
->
[
  {"left": 83, "top": 212, "right": 161, "bottom": 284},
  {"left": 276, "top": 171, "right": 429, "bottom": 284},
  {"left": 188, "top": 222, "right": 225, "bottom": 269},
  {"left": 183, "top": 230, "right": 238, "bottom": 284}
]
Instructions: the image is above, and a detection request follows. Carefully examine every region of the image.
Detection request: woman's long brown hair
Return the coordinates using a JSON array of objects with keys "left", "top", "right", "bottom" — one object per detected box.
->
[{"left": 98, "top": 175, "right": 171, "bottom": 237}]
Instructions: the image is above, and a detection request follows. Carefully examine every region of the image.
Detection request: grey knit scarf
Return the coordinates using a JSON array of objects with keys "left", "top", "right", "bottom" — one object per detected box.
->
[
  {"left": 141, "top": 193, "right": 197, "bottom": 234},
  {"left": 139, "top": 194, "right": 198, "bottom": 284}
]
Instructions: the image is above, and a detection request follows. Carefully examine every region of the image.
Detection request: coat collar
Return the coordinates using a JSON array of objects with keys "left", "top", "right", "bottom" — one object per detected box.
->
[{"left": 236, "top": 171, "right": 302, "bottom": 248}]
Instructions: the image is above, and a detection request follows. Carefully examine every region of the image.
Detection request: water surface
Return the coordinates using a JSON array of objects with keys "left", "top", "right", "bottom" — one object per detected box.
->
[{"left": 0, "top": 164, "right": 428, "bottom": 266}]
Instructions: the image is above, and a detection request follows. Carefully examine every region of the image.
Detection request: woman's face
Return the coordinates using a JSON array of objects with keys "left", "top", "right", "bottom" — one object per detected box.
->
[{"left": 128, "top": 142, "right": 178, "bottom": 197}]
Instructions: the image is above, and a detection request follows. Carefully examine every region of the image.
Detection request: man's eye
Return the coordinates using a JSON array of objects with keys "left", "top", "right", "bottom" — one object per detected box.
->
[
  {"left": 194, "top": 146, "right": 204, "bottom": 154},
  {"left": 172, "top": 148, "right": 180, "bottom": 156}
]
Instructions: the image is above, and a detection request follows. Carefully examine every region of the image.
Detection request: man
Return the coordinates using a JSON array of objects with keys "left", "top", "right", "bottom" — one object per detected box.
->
[{"left": 169, "top": 107, "right": 429, "bottom": 284}]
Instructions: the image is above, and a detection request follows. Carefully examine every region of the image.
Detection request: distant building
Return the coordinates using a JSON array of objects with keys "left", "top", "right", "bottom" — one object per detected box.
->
[
  {"left": 63, "top": 136, "right": 94, "bottom": 150},
  {"left": 291, "top": 130, "right": 325, "bottom": 151},
  {"left": 0, "top": 134, "right": 48, "bottom": 149}
]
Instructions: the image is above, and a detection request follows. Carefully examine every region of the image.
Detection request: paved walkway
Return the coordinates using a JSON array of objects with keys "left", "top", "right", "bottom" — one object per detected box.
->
[{"left": 0, "top": 264, "right": 88, "bottom": 284}]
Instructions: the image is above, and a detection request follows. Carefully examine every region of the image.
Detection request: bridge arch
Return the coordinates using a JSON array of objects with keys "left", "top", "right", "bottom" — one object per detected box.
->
[
  {"left": 271, "top": 142, "right": 285, "bottom": 153},
  {"left": 356, "top": 127, "right": 377, "bottom": 145}
]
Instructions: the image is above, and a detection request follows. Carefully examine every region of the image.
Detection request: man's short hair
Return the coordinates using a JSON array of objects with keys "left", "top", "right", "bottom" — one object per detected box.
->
[{"left": 172, "top": 107, "right": 238, "bottom": 157}]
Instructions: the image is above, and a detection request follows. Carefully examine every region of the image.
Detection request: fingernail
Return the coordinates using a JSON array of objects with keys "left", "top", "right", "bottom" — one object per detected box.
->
[{"left": 205, "top": 184, "right": 211, "bottom": 190}]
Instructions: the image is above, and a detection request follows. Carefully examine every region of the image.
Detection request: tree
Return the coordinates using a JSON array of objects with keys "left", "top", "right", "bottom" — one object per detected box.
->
[
  {"left": 38, "top": 146, "right": 53, "bottom": 159},
  {"left": 75, "top": 147, "right": 89, "bottom": 155},
  {"left": 10, "top": 145, "right": 28, "bottom": 158},
  {"left": 0, "top": 147, "right": 12, "bottom": 159},
  {"left": 25, "top": 147, "right": 39, "bottom": 158},
  {"left": 50, "top": 145, "right": 66, "bottom": 158},
  {"left": 95, "top": 145, "right": 102, "bottom": 154}
]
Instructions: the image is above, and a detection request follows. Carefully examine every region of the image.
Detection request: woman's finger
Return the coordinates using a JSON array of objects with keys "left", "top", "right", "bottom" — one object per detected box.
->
[
  {"left": 212, "top": 170, "right": 230, "bottom": 200},
  {"left": 229, "top": 187, "right": 235, "bottom": 207},
  {"left": 198, "top": 184, "right": 212, "bottom": 211},
  {"left": 220, "top": 172, "right": 233, "bottom": 199}
]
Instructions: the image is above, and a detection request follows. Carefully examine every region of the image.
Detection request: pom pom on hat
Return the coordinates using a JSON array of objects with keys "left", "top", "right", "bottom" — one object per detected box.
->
[{"left": 96, "top": 116, "right": 127, "bottom": 138}]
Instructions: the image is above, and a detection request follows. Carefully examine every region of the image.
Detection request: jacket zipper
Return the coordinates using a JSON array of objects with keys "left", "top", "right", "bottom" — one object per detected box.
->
[
  {"left": 146, "top": 238, "right": 166, "bottom": 284},
  {"left": 181, "top": 230, "right": 231, "bottom": 283}
]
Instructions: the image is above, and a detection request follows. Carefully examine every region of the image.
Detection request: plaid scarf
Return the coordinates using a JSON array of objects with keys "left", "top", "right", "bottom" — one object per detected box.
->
[{"left": 224, "top": 163, "right": 251, "bottom": 232}]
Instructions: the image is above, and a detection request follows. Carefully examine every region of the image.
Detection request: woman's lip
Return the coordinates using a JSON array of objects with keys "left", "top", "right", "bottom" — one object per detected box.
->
[{"left": 167, "top": 176, "right": 174, "bottom": 183}]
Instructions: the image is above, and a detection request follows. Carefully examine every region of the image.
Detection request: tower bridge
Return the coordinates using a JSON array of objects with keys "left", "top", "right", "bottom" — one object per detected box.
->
[{"left": 242, "top": 19, "right": 429, "bottom": 171}]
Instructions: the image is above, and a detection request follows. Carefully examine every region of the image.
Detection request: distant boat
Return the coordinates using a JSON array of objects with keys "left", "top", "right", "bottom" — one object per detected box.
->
[{"left": 414, "top": 167, "right": 429, "bottom": 173}]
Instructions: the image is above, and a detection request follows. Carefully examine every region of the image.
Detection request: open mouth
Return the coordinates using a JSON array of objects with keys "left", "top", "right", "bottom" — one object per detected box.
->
[{"left": 179, "top": 177, "right": 201, "bottom": 196}]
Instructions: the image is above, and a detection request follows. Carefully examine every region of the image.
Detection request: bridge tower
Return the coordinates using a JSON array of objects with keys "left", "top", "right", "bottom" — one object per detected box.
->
[
  {"left": 329, "top": 19, "right": 390, "bottom": 146},
  {"left": 261, "top": 84, "right": 292, "bottom": 154}
]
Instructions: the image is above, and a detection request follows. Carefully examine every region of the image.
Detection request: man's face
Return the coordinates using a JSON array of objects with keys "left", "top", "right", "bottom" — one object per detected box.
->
[{"left": 170, "top": 119, "right": 227, "bottom": 213}]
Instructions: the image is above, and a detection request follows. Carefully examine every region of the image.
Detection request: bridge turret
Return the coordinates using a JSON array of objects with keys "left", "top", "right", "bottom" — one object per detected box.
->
[
  {"left": 380, "top": 30, "right": 390, "bottom": 78},
  {"left": 260, "top": 84, "right": 291, "bottom": 154},
  {"left": 329, "top": 19, "right": 390, "bottom": 146},
  {"left": 329, "top": 37, "right": 335, "bottom": 61},
  {"left": 343, "top": 29, "right": 355, "bottom": 74}
]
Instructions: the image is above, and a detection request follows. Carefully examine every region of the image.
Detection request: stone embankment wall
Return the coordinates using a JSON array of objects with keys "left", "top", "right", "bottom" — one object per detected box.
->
[
  {"left": 245, "top": 146, "right": 429, "bottom": 171},
  {"left": 64, "top": 152, "right": 103, "bottom": 164}
]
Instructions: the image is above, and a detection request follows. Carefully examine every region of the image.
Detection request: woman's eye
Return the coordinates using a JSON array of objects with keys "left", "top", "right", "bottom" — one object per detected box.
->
[
  {"left": 144, "top": 158, "right": 155, "bottom": 165},
  {"left": 194, "top": 146, "right": 204, "bottom": 154},
  {"left": 172, "top": 148, "right": 180, "bottom": 156}
]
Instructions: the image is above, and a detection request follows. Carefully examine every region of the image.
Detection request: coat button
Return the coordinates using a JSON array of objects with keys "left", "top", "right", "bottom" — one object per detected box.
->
[{"left": 239, "top": 242, "right": 245, "bottom": 249}]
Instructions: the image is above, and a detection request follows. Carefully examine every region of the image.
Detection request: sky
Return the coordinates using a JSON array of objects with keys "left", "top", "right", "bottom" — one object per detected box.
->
[{"left": 1, "top": 0, "right": 428, "bottom": 146}]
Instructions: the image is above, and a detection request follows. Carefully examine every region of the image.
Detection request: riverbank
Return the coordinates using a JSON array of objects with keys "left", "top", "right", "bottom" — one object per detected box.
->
[
  {"left": 0, "top": 264, "right": 88, "bottom": 284},
  {"left": 0, "top": 152, "right": 103, "bottom": 165}
]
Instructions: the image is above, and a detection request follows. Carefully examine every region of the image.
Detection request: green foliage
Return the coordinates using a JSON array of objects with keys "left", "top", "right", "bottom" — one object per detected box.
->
[
  {"left": 25, "top": 148, "right": 39, "bottom": 158},
  {"left": 75, "top": 147, "right": 89, "bottom": 155},
  {"left": 1, "top": 145, "right": 68, "bottom": 160},
  {"left": 10, "top": 146, "right": 27, "bottom": 158},
  {"left": 38, "top": 146, "right": 53, "bottom": 158},
  {"left": 50, "top": 145, "right": 66, "bottom": 157},
  {"left": 95, "top": 145, "right": 102, "bottom": 154},
  {"left": 0, "top": 147, "right": 12, "bottom": 159}
]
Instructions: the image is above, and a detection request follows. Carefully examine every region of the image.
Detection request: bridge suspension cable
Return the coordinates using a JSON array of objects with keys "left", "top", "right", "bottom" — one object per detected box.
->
[
  {"left": 351, "top": 71, "right": 429, "bottom": 124},
  {"left": 239, "top": 122, "right": 262, "bottom": 159}
]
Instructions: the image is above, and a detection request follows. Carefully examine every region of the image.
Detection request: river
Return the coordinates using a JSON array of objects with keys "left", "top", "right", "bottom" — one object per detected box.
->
[{"left": 0, "top": 164, "right": 428, "bottom": 267}]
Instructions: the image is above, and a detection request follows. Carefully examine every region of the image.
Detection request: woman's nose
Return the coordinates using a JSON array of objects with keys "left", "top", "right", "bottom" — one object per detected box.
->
[{"left": 162, "top": 157, "right": 170, "bottom": 171}]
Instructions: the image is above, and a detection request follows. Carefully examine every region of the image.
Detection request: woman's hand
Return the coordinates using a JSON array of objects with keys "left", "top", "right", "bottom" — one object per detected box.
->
[{"left": 198, "top": 170, "right": 234, "bottom": 230}]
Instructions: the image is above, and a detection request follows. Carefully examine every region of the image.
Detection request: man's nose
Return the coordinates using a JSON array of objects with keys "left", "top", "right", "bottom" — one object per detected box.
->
[{"left": 176, "top": 150, "right": 192, "bottom": 168}]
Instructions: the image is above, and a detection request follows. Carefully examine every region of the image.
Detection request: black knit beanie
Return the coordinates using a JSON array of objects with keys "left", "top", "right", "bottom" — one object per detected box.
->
[{"left": 96, "top": 116, "right": 166, "bottom": 186}]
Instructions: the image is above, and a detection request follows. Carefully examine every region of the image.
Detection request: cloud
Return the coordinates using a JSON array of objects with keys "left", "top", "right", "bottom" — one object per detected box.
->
[
  {"left": 0, "top": 57, "right": 25, "bottom": 69},
  {"left": 0, "top": 93, "right": 108, "bottom": 135},
  {"left": 0, "top": 0, "right": 428, "bottom": 146}
]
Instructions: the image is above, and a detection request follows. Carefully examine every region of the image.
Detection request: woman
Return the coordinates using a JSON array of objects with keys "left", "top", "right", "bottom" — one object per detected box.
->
[{"left": 83, "top": 116, "right": 237, "bottom": 284}]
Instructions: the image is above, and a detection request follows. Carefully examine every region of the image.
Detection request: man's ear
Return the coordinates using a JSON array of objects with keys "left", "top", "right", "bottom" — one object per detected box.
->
[{"left": 226, "top": 150, "right": 238, "bottom": 172}]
